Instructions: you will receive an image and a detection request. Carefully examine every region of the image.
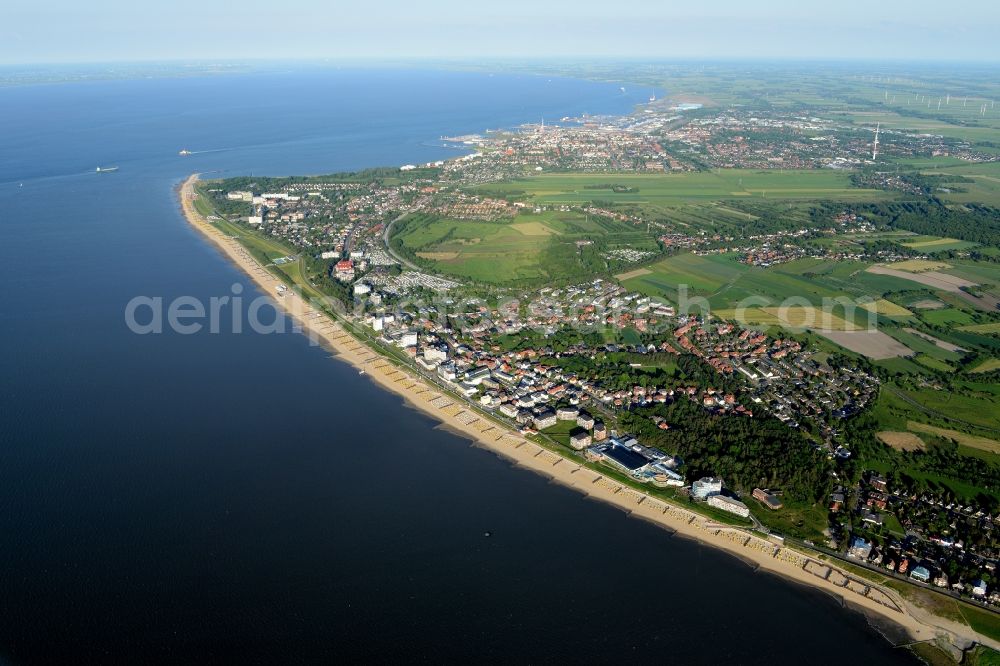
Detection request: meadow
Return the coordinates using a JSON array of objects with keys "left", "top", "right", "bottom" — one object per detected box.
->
[
  {"left": 900, "top": 235, "right": 979, "bottom": 252},
  {"left": 877, "top": 381, "right": 1000, "bottom": 439},
  {"left": 476, "top": 170, "right": 889, "bottom": 205},
  {"left": 918, "top": 161, "right": 1000, "bottom": 207},
  {"left": 622, "top": 252, "right": 911, "bottom": 323},
  {"left": 391, "top": 210, "right": 656, "bottom": 285}
]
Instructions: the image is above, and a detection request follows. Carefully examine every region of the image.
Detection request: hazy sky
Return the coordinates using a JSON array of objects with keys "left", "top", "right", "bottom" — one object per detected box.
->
[{"left": 3, "top": 0, "right": 999, "bottom": 64}]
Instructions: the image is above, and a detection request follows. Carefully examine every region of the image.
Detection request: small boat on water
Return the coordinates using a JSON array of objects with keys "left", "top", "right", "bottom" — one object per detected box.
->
[
  {"left": 179, "top": 149, "right": 192, "bottom": 156},
  {"left": 95, "top": 166, "right": 119, "bottom": 173},
  {"left": 358, "top": 370, "right": 366, "bottom": 376}
]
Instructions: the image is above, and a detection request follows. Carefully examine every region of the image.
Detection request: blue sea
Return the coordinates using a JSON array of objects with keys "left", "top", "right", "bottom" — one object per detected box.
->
[{"left": 0, "top": 67, "right": 916, "bottom": 664}]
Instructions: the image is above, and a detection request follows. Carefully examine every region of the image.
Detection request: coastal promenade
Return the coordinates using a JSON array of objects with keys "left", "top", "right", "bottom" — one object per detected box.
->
[{"left": 179, "top": 173, "right": 996, "bottom": 652}]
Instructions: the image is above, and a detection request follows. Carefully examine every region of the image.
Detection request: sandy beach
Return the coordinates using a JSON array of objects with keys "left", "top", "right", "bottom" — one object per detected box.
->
[{"left": 179, "top": 173, "right": 997, "bottom": 652}]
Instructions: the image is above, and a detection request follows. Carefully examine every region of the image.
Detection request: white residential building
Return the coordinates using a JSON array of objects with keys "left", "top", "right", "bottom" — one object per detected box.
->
[
  {"left": 707, "top": 495, "right": 751, "bottom": 518},
  {"left": 691, "top": 477, "right": 724, "bottom": 500}
]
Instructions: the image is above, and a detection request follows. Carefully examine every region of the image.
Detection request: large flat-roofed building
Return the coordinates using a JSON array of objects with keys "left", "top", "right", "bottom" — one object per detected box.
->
[
  {"left": 589, "top": 438, "right": 651, "bottom": 474},
  {"left": 602, "top": 444, "right": 651, "bottom": 472},
  {"left": 707, "top": 494, "right": 751, "bottom": 518}
]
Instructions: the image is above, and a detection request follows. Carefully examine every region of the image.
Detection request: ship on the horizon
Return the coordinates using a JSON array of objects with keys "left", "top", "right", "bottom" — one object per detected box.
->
[{"left": 95, "top": 166, "right": 119, "bottom": 173}]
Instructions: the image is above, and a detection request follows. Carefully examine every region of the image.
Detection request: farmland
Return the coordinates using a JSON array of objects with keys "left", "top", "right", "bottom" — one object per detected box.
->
[
  {"left": 917, "top": 161, "right": 1000, "bottom": 207},
  {"left": 899, "top": 235, "right": 979, "bottom": 252},
  {"left": 621, "top": 252, "right": 861, "bottom": 312},
  {"left": 713, "top": 306, "right": 859, "bottom": 331},
  {"left": 962, "top": 322, "right": 1000, "bottom": 335},
  {"left": 877, "top": 382, "right": 1000, "bottom": 438},
  {"left": 860, "top": 299, "right": 914, "bottom": 318},
  {"left": 817, "top": 330, "right": 914, "bottom": 359},
  {"left": 877, "top": 431, "right": 925, "bottom": 452},
  {"left": 908, "top": 422, "right": 1000, "bottom": 456}
]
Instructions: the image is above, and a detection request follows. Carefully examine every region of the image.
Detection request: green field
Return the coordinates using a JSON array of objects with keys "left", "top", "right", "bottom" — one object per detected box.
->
[
  {"left": 914, "top": 353, "right": 956, "bottom": 372},
  {"left": 917, "top": 162, "right": 1000, "bottom": 207},
  {"left": 860, "top": 298, "right": 914, "bottom": 318},
  {"left": 962, "top": 322, "right": 1000, "bottom": 334},
  {"left": 900, "top": 235, "right": 980, "bottom": 252},
  {"left": 832, "top": 109, "right": 1000, "bottom": 144},
  {"left": 391, "top": 210, "right": 655, "bottom": 285},
  {"left": 876, "top": 381, "right": 1000, "bottom": 439},
  {"left": 476, "top": 170, "right": 890, "bottom": 205},
  {"left": 920, "top": 308, "right": 976, "bottom": 326},
  {"left": 621, "top": 253, "right": 892, "bottom": 324},
  {"left": 971, "top": 358, "right": 1000, "bottom": 373}
]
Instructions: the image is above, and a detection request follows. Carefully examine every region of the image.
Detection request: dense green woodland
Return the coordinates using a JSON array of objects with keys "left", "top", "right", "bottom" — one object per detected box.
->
[
  {"left": 845, "top": 199, "right": 1000, "bottom": 248},
  {"left": 218, "top": 167, "right": 441, "bottom": 191},
  {"left": 620, "top": 401, "right": 832, "bottom": 503}
]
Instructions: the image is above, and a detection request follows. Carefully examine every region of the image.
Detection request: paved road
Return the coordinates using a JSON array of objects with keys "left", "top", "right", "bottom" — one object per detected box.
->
[{"left": 343, "top": 222, "right": 361, "bottom": 256}]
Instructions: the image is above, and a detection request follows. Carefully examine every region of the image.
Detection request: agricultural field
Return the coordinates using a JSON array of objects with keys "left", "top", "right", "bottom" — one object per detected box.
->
[
  {"left": 903, "top": 327, "right": 968, "bottom": 353},
  {"left": 899, "top": 235, "right": 979, "bottom": 252},
  {"left": 882, "top": 328, "right": 962, "bottom": 363},
  {"left": 713, "top": 306, "right": 858, "bottom": 331},
  {"left": 621, "top": 252, "right": 865, "bottom": 312},
  {"left": 914, "top": 353, "right": 955, "bottom": 372},
  {"left": 882, "top": 259, "right": 953, "bottom": 273},
  {"left": 919, "top": 308, "right": 976, "bottom": 326},
  {"left": 908, "top": 422, "right": 1000, "bottom": 456},
  {"left": 860, "top": 299, "right": 914, "bottom": 318},
  {"left": 877, "top": 382, "right": 1000, "bottom": 437},
  {"left": 917, "top": 162, "right": 1000, "bottom": 207},
  {"left": 877, "top": 431, "right": 925, "bottom": 452},
  {"left": 817, "top": 330, "right": 914, "bottom": 359},
  {"left": 866, "top": 265, "right": 978, "bottom": 292},
  {"left": 962, "top": 322, "right": 1000, "bottom": 334},
  {"left": 970, "top": 358, "right": 1000, "bottom": 373},
  {"left": 475, "top": 170, "right": 890, "bottom": 205}
]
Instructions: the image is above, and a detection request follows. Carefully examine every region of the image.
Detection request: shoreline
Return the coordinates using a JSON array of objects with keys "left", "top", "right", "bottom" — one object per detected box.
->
[{"left": 178, "top": 173, "right": 994, "bottom": 652}]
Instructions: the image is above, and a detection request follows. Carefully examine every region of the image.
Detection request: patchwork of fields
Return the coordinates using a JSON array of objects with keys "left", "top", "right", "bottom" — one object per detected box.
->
[
  {"left": 398, "top": 167, "right": 1000, "bottom": 374},
  {"left": 619, "top": 251, "right": 1000, "bottom": 364}
]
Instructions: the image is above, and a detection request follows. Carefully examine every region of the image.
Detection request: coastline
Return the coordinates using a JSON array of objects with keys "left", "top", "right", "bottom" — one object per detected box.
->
[{"left": 178, "top": 173, "right": 994, "bottom": 652}]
